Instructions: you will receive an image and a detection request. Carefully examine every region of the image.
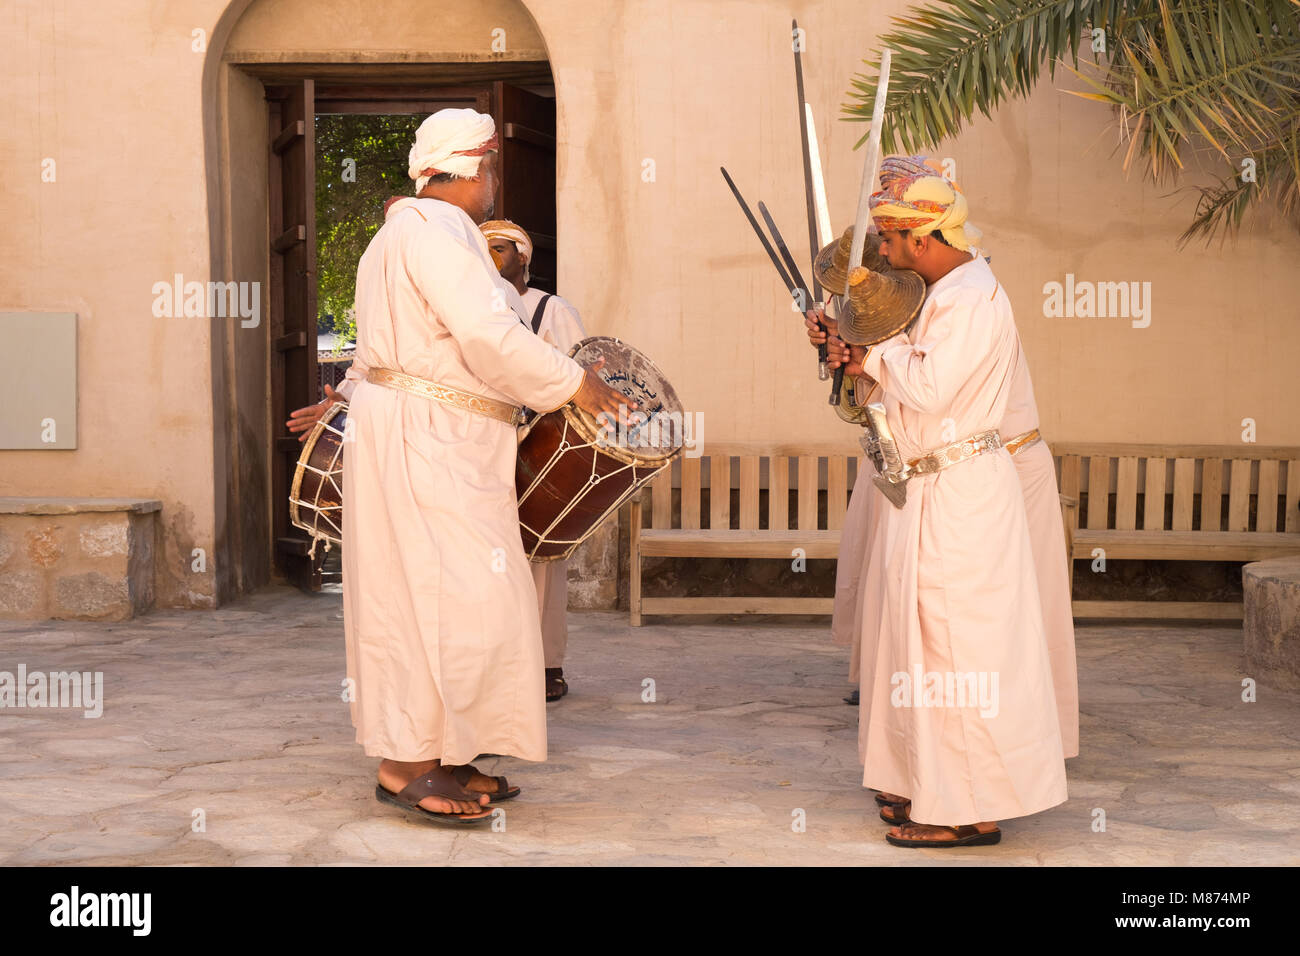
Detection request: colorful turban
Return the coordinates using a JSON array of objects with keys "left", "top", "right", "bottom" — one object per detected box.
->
[
  {"left": 479, "top": 219, "right": 533, "bottom": 283},
  {"left": 869, "top": 154, "right": 982, "bottom": 251},
  {"left": 408, "top": 108, "right": 500, "bottom": 193}
]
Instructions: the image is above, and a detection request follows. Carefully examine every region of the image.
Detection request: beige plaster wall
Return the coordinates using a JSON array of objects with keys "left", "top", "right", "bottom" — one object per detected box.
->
[{"left": 3, "top": 0, "right": 1296, "bottom": 610}]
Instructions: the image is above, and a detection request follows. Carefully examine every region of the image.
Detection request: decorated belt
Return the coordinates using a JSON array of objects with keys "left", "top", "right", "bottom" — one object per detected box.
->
[
  {"left": 366, "top": 368, "right": 523, "bottom": 426},
  {"left": 1004, "top": 428, "right": 1042, "bottom": 456},
  {"left": 906, "top": 429, "right": 1003, "bottom": 476}
]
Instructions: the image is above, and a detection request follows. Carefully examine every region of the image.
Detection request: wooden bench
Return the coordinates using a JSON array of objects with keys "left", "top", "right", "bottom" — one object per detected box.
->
[
  {"left": 1055, "top": 444, "right": 1300, "bottom": 619},
  {"left": 629, "top": 443, "right": 854, "bottom": 624}
]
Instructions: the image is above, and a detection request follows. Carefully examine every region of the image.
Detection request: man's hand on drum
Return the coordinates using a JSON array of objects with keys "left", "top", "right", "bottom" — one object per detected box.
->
[
  {"left": 572, "top": 358, "right": 639, "bottom": 426},
  {"left": 286, "top": 384, "right": 342, "bottom": 442},
  {"left": 804, "top": 307, "right": 868, "bottom": 377}
]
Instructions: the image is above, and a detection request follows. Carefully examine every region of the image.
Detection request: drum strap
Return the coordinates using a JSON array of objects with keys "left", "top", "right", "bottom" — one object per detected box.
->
[{"left": 530, "top": 294, "right": 553, "bottom": 335}]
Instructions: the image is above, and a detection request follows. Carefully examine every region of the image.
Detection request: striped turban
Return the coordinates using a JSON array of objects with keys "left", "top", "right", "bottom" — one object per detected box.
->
[
  {"left": 480, "top": 219, "right": 534, "bottom": 283},
  {"left": 408, "top": 108, "right": 500, "bottom": 193},
  {"left": 869, "top": 155, "right": 982, "bottom": 252}
]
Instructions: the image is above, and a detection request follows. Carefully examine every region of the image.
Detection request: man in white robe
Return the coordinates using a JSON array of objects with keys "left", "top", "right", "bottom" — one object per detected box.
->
[
  {"left": 294, "top": 109, "right": 629, "bottom": 823},
  {"left": 481, "top": 220, "right": 589, "bottom": 703},
  {"left": 812, "top": 309, "right": 1079, "bottom": 754},
  {"left": 823, "top": 161, "right": 1068, "bottom": 846}
]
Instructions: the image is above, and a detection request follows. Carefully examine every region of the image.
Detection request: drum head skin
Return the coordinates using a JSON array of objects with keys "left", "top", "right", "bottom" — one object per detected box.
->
[{"left": 564, "top": 336, "right": 685, "bottom": 466}]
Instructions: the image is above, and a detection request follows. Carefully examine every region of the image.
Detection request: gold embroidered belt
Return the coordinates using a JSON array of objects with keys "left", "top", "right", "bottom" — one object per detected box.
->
[
  {"left": 365, "top": 368, "right": 523, "bottom": 426},
  {"left": 1004, "top": 428, "right": 1042, "bottom": 456},
  {"left": 906, "top": 429, "right": 1003, "bottom": 476}
]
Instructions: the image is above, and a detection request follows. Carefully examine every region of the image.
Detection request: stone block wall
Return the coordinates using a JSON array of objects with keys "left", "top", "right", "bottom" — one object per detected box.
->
[
  {"left": 0, "top": 499, "right": 160, "bottom": 621},
  {"left": 1243, "top": 558, "right": 1300, "bottom": 691}
]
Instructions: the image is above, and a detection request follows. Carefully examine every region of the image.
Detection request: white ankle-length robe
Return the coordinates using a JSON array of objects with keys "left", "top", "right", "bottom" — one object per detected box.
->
[
  {"left": 997, "top": 321, "right": 1079, "bottom": 760},
  {"left": 843, "top": 278, "right": 1080, "bottom": 757},
  {"left": 832, "top": 460, "right": 881, "bottom": 684},
  {"left": 856, "top": 255, "right": 1067, "bottom": 826},
  {"left": 341, "top": 197, "right": 584, "bottom": 765}
]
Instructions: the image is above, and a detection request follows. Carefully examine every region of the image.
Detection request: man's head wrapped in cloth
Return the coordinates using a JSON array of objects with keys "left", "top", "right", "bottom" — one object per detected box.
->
[
  {"left": 867, "top": 155, "right": 983, "bottom": 281},
  {"left": 480, "top": 219, "right": 533, "bottom": 286},
  {"left": 400, "top": 107, "right": 501, "bottom": 223},
  {"left": 870, "top": 155, "right": 982, "bottom": 251}
]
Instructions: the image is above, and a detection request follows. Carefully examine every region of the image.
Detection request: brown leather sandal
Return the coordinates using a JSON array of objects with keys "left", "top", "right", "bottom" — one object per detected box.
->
[
  {"left": 545, "top": 667, "right": 568, "bottom": 702},
  {"left": 374, "top": 767, "right": 493, "bottom": 825},
  {"left": 885, "top": 823, "right": 1001, "bottom": 848},
  {"left": 879, "top": 801, "right": 912, "bottom": 825},
  {"left": 874, "top": 792, "right": 909, "bottom": 810},
  {"left": 448, "top": 763, "right": 520, "bottom": 802}
]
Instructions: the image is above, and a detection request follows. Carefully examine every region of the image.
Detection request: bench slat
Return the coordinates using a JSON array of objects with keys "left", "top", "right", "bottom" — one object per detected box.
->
[
  {"left": 1059, "top": 455, "right": 1081, "bottom": 527},
  {"left": 1115, "top": 456, "right": 1138, "bottom": 530},
  {"left": 651, "top": 463, "right": 673, "bottom": 529},
  {"left": 1288, "top": 460, "right": 1300, "bottom": 533},
  {"left": 828, "top": 456, "right": 848, "bottom": 531},
  {"left": 739, "top": 456, "right": 760, "bottom": 530},
  {"left": 770, "top": 456, "right": 790, "bottom": 530},
  {"left": 640, "top": 528, "right": 841, "bottom": 559},
  {"left": 1143, "top": 456, "right": 1167, "bottom": 530},
  {"left": 1258, "top": 459, "right": 1280, "bottom": 533},
  {"left": 1201, "top": 457, "right": 1223, "bottom": 532},
  {"left": 710, "top": 455, "right": 731, "bottom": 531},
  {"left": 681, "top": 456, "right": 701, "bottom": 530},
  {"left": 1086, "top": 455, "right": 1110, "bottom": 530},
  {"left": 1070, "top": 529, "right": 1300, "bottom": 561},
  {"left": 1227, "top": 459, "right": 1251, "bottom": 532},
  {"left": 797, "top": 456, "right": 818, "bottom": 531},
  {"left": 1072, "top": 600, "right": 1243, "bottom": 621},
  {"left": 639, "top": 596, "right": 835, "bottom": 616},
  {"left": 1172, "top": 458, "right": 1195, "bottom": 531}
]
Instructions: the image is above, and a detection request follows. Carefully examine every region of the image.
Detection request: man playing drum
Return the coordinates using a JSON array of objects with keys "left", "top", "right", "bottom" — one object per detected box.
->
[
  {"left": 480, "top": 220, "right": 587, "bottom": 704},
  {"left": 817, "top": 160, "right": 1069, "bottom": 846},
  {"left": 295, "top": 108, "right": 627, "bottom": 824}
]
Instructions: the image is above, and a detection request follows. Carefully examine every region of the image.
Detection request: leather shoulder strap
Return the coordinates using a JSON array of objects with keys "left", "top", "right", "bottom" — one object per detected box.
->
[{"left": 530, "top": 293, "right": 553, "bottom": 335}]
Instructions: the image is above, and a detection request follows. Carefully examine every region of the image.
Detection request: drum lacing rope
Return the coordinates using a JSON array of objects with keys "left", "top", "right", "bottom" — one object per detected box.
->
[
  {"left": 297, "top": 416, "right": 347, "bottom": 560},
  {"left": 518, "top": 417, "right": 670, "bottom": 560}
]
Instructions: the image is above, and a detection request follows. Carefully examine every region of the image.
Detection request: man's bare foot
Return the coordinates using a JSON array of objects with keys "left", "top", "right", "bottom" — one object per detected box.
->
[
  {"left": 377, "top": 759, "right": 490, "bottom": 816},
  {"left": 888, "top": 820, "right": 1000, "bottom": 843}
]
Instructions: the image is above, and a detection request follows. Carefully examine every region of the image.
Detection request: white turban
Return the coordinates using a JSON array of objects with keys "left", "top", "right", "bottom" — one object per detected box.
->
[
  {"left": 480, "top": 219, "right": 533, "bottom": 283},
  {"left": 408, "top": 108, "right": 499, "bottom": 193}
]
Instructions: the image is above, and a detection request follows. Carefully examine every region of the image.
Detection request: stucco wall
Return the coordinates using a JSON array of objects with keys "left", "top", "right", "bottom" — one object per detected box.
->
[{"left": 2, "top": 0, "right": 1296, "bottom": 609}]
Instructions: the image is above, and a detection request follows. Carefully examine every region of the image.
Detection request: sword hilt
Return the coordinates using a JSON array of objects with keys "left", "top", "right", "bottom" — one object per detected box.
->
[{"left": 828, "top": 365, "right": 844, "bottom": 405}]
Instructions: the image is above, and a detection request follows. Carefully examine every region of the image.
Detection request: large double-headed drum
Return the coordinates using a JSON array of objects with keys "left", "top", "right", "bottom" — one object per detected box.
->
[
  {"left": 516, "top": 336, "right": 684, "bottom": 561},
  {"left": 289, "top": 402, "right": 347, "bottom": 550}
]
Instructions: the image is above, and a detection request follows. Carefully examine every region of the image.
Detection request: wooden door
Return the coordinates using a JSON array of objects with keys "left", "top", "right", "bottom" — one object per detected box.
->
[
  {"left": 267, "top": 81, "right": 321, "bottom": 591},
  {"left": 493, "top": 83, "right": 558, "bottom": 292}
]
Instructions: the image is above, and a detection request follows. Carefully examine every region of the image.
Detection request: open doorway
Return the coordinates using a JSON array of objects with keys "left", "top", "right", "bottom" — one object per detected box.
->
[{"left": 261, "top": 75, "right": 558, "bottom": 589}]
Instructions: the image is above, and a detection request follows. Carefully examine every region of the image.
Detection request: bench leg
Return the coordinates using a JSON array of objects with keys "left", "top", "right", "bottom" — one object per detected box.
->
[
  {"left": 1059, "top": 493, "right": 1077, "bottom": 604},
  {"left": 629, "top": 500, "right": 643, "bottom": 626}
]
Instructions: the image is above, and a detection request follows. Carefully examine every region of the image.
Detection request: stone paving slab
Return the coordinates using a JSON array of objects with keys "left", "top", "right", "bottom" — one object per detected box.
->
[{"left": 0, "top": 586, "right": 1297, "bottom": 866}]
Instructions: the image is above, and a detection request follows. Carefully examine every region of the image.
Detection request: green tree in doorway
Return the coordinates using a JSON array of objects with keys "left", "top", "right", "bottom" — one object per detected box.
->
[{"left": 316, "top": 114, "right": 420, "bottom": 342}]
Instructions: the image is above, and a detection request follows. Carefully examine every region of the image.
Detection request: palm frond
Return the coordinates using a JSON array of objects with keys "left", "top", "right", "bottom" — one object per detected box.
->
[
  {"left": 841, "top": 0, "right": 1300, "bottom": 241},
  {"left": 843, "top": 0, "right": 1135, "bottom": 152}
]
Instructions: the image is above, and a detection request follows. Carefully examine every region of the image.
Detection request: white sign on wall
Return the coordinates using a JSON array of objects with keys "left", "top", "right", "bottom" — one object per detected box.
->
[{"left": 3, "top": 312, "right": 77, "bottom": 449}]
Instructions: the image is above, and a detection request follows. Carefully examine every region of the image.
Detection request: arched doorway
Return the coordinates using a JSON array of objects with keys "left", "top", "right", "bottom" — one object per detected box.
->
[{"left": 204, "top": 0, "right": 557, "bottom": 595}]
